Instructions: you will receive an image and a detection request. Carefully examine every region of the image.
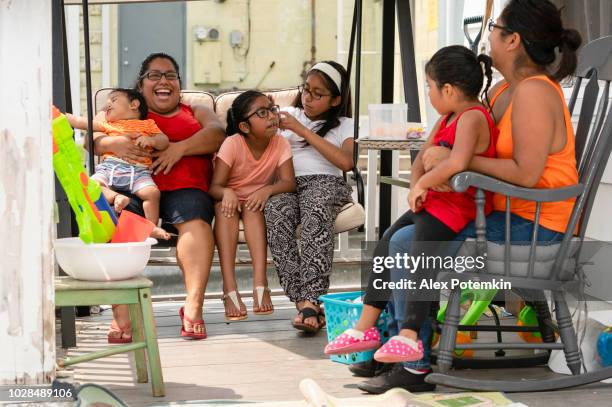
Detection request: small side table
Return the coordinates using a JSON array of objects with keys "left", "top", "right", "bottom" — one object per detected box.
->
[{"left": 357, "top": 138, "right": 426, "bottom": 241}]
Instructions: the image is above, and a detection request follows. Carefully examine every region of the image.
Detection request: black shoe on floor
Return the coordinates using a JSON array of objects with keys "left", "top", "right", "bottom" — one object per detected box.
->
[
  {"left": 348, "top": 360, "right": 394, "bottom": 378},
  {"left": 357, "top": 363, "right": 436, "bottom": 394}
]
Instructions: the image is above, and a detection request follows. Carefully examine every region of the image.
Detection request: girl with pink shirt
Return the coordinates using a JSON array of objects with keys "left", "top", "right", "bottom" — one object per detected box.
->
[{"left": 209, "top": 90, "right": 296, "bottom": 321}]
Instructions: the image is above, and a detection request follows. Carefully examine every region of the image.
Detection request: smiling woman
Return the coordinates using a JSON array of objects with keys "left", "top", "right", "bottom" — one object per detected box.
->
[{"left": 93, "top": 52, "right": 226, "bottom": 341}]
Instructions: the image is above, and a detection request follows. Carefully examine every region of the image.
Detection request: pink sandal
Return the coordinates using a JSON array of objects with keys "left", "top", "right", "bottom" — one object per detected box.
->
[
  {"left": 373, "top": 335, "right": 424, "bottom": 363},
  {"left": 324, "top": 327, "right": 381, "bottom": 355}
]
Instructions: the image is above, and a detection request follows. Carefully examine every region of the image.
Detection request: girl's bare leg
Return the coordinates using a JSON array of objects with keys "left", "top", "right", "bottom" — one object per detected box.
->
[
  {"left": 242, "top": 208, "right": 273, "bottom": 313},
  {"left": 102, "top": 183, "right": 131, "bottom": 338},
  {"left": 108, "top": 304, "right": 131, "bottom": 340},
  {"left": 214, "top": 203, "right": 247, "bottom": 318},
  {"left": 354, "top": 304, "right": 383, "bottom": 332}
]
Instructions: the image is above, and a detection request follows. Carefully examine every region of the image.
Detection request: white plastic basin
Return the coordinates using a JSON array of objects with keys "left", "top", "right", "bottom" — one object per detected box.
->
[{"left": 54, "top": 237, "right": 157, "bottom": 281}]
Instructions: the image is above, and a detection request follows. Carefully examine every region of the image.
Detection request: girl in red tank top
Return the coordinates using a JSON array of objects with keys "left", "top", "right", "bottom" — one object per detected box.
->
[{"left": 324, "top": 45, "right": 498, "bottom": 363}]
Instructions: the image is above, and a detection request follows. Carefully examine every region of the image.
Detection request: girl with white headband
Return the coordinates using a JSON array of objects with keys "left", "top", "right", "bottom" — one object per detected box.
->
[{"left": 264, "top": 60, "right": 355, "bottom": 333}]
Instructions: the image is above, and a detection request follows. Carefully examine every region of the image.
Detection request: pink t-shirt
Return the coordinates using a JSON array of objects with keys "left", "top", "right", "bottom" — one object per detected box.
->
[{"left": 216, "top": 134, "right": 292, "bottom": 200}]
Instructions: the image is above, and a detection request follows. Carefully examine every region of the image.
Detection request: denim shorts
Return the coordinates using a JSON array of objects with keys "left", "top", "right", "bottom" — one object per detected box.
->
[
  {"left": 92, "top": 158, "right": 156, "bottom": 194},
  {"left": 124, "top": 188, "right": 214, "bottom": 232}
]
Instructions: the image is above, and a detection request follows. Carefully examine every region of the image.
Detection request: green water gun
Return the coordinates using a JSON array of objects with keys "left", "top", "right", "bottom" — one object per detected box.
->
[{"left": 52, "top": 106, "right": 117, "bottom": 243}]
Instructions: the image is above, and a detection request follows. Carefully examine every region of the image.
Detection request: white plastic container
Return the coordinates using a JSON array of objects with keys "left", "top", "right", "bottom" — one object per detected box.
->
[
  {"left": 54, "top": 237, "right": 157, "bottom": 281},
  {"left": 368, "top": 103, "right": 408, "bottom": 139}
]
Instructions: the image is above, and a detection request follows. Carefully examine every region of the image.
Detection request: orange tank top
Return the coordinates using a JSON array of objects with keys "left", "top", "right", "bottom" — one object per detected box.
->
[{"left": 490, "top": 75, "right": 578, "bottom": 233}]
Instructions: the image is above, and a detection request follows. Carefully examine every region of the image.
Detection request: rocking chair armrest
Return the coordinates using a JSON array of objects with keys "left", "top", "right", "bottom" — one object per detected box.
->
[{"left": 451, "top": 171, "right": 584, "bottom": 202}]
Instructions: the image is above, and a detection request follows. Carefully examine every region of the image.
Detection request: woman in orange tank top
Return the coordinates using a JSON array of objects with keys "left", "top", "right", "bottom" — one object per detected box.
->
[{"left": 423, "top": 0, "right": 582, "bottom": 243}]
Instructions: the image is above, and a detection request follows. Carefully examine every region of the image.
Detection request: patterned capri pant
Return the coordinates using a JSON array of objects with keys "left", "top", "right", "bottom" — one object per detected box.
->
[{"left": 264, "top": 174, "right": 353, "bottom": 305}]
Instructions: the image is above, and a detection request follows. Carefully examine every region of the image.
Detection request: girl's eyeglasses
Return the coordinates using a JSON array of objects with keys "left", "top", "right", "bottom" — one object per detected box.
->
[
  {"left": 487, "top": 18, "right": 513, "bottom": 33},
  {"left": 298, "top": 85, "right": 332, "bottom": 100},
  {"left": 246, "top": 105, "right": 280, "bottom": 119},
  {"left": 141, "top": 71, "right": 180, "bottom": 81}
]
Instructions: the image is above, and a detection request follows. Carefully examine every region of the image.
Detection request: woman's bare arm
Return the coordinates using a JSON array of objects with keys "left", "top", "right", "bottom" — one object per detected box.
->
[{"left": 469, "top": 79, "right": 559, "bottom": 187}]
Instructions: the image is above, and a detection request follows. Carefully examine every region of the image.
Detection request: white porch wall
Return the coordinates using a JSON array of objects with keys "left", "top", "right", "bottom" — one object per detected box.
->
[
  {"left": 0, "top": 0, "right": 55, "bottom": 383},
  {"left": 584, "top": 183, "right": 612, "bottom": 302}
]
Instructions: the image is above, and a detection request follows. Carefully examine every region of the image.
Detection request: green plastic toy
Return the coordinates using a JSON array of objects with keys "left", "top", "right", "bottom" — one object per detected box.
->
[
  {"left": 52, "top": 106, "right": 117, "bottom": 243},
  {"left": 434, "top": 288, "right": 498, "bottom": 357},
  {"left": 437, "top": 287, "right": 498, "bottom": 328}
]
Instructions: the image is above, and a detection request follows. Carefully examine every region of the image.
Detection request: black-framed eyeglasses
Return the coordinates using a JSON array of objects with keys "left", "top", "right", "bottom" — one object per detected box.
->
[
  {"left": 246, "top": 105, "right": 280, "bottom": 120},
  {"left": 488, "top": 18, "right": 513, "bottom": 33},
  {"left": 298, "top": 84, "right": 332, "bottom": 100},
  {"left": 141, "top": 71, "right": 180, "bottom": 81}
]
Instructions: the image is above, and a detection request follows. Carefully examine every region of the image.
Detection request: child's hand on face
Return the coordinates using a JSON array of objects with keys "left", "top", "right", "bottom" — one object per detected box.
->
[
  {"left": 408, "top": 184, "right": 428, "bottom": 212},
  {"left": 244, "top": 188, "right": 271, "bottom": 212},
  {"left": 221, "top": 188, "right": 241, "bottom": 218},
  {"left": 135, "top": 135, "right": 153, "bottom": 149},
  {"left": 279, "top": 112, "right": 305, "bottom": 135}
]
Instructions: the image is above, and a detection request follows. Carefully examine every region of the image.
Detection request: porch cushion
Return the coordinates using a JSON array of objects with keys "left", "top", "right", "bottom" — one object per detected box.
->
[
  {"left": 456, "top": 238, "right": 581, "bottom": 280},
  {"left": 94, "top": 88, "right": 215, "bottom": 113},
  {"left": 215, "top": 87, "right": 300, "bottom": 129}
]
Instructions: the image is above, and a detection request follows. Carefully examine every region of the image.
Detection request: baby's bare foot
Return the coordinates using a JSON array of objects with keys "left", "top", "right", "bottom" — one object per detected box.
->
[
  {"left": 114, "top": 194, "right": 130, "bottom": 213},
  {"left": 151, "top": 226, "right": 171, "bottom": 240}
]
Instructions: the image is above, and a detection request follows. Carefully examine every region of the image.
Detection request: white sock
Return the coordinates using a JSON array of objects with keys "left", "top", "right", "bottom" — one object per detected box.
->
[{"left": 404, "top": 367, "right": 428, "bottom": 375}]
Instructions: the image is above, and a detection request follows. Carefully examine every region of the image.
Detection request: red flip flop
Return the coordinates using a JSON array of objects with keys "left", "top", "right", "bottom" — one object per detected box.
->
[
  {"left": 179, "top": 306, "right": 207, "bottom": 340},
  {"left": 107, "top": 321, "right": 132, "bottom": 344}
]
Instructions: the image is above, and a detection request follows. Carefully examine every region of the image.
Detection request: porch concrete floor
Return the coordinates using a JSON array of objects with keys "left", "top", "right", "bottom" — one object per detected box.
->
[{"left": 62, "top": 297, "right": 612, "bottom": 406}]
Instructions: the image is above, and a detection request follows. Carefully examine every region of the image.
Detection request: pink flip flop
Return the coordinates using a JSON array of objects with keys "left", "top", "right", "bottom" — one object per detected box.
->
[
  {"left": 324, "top": 327, "right": 381, "bottom": 355},
  {"left": 373, "top": 335, "right": 424, "bottom": 363}
]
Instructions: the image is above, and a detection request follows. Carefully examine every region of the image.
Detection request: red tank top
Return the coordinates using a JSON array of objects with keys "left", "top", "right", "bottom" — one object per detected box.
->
[
  {"left": 422, "top": 106, "right": 498, "bottom": 232},
  {"left": 148, "top": 104, "right": 213, "bottom": 192}
]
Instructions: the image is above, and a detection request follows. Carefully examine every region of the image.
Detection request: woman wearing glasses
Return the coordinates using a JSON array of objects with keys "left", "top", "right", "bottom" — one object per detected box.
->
[
  {"left": 93, "top": 52, "right": 226, "bottom": 340},
  {"left": 265, "top": 61, "right": 355, "bottom": 333},
  {"left": 209, "top": 91, "right": 296, "bottom": 320},
  {"left": 424, "top": 0, "right": 582, "bottom": 242},
  {"left": 354, "top": 0, "right": 583, "bottom": 394}
]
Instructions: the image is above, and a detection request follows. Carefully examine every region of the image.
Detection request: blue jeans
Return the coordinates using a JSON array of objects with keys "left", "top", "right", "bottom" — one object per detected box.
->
[
  {"left": 457, "top": 211, "right": 565, "bottom": 243},
  {"left": 384, "top": 211, "right": 564, "bottom": 370},
  {"left": 387, "top": 224, "right": 434, "bottom": 370}
]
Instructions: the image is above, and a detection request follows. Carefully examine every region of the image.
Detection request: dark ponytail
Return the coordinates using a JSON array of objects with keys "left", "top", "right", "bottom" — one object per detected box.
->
[
  {"left": 477, "top": 54, "right": 494, "bottom": 109},
  {"left": 556, "top": 28, "right": 582, "bottom": 81},
  {"left": 499, "top": 0, "right": 582, "bottom": 82},
  {"left": 225, "top": 90, "right": 267, "bottom": 136},
  {"left": 425, "top": 45, "right": 491, "bottom": 104}
]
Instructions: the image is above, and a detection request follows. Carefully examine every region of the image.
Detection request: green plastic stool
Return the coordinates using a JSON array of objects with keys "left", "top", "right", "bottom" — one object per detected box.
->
[{"left": 55, "top": 276, "right": 165, "bottom": 397}]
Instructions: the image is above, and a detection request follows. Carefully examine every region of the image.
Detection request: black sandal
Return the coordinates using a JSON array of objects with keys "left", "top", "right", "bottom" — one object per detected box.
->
[
  {"left": 318, "top": 310, "right": 326, "bottom": 329},
  {"left": 292, "top": 307, "right": 320, "bottom": 333}
]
